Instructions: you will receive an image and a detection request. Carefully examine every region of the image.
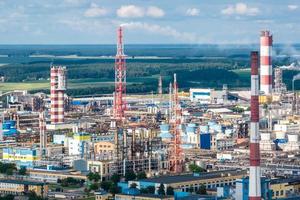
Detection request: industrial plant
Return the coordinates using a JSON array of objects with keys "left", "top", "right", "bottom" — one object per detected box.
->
[{"left": 0, "top": 26, "right": 300, "bottom": 200}]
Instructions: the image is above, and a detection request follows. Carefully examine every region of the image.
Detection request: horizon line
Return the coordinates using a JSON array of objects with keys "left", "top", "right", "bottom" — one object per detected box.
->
[{"left": 0, "top": 43, "right": 299, "bottom": 46}]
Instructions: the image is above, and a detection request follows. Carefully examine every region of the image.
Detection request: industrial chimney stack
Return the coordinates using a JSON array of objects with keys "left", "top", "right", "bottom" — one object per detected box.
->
[
  {"left": 50, "top": 66, "right": 66, "bottom": 124},
  {"left": 260, "top": 30, "right": 273, "bottom": 95},
  {"left": 249, "top": 51, "right": 261, "bottom": 200}
]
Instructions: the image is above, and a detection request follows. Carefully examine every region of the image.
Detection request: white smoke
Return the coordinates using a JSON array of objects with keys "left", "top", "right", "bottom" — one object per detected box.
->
[
  {"left": 120, "top": 22, "right": 198, "bottom": 43},
  {"left": 293, "top": 73, "right": 300, "bottom": 81},
  {"left": 280, "top": 62, "right": 300, "bottom": 70}
]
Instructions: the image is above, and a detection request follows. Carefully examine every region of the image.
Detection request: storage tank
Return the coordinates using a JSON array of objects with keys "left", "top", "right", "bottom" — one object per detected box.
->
[
  {"left": 200, "top": 125, "right": 209, "bottom": 133},
  {"left": 261, "top": 133, "right": 271, "bottom": 141},
  {"left": 288, "top": 134, "right": 299, "bottom": 142},
  {"left": 276, "top": 132, "right": 286, "bottom": 140}
]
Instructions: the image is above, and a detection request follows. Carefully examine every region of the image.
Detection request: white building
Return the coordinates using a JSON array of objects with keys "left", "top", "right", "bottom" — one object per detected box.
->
[
  {"left": 185, "top": 124, "right": 199, "bottom": 147},
  {"left": 190, "top": 88, "right": 211, "bottom": 104},
  {"left": 274, "top": 123, "right": 300, "bottom": 134},
  {"left": 67, "top": 133, "right": 91, "bottom": 157},
  {"left": 260, "top": 133, "right": 275, "bottom": 151}
]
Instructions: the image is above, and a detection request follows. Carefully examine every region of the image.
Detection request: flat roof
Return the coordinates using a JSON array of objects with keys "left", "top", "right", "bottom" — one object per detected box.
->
[
  {"left": 139, "top": 169, "right": 246, "bottom": 184},
  {"left": 0, "top": 179, "right": 46, "bottom": 186},
  {"left": 270, "top": 177, "right": 300, "bottom": 185}
]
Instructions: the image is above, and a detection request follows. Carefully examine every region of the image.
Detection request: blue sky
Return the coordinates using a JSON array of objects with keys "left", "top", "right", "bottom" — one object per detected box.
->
[{"left": 0, "top": 0, "right": 299, "bottom": 44}]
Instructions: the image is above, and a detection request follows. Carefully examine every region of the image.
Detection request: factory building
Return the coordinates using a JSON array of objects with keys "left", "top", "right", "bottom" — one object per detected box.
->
[
  {"left": 87, "top": 160, "right": 113, "bottom": 181},
  {"left": 274, "top": 122, "right": 300, "bottom": 134},
  {"left": 260, "top": 132, "right": 276, "bottom": 151},
  {"left": 235, "top": 178, "right": 271, "bottom": 200},
  {"left": 0, "top": 180, "right": 48, "bottom": 197},
  {"left": 2, "top": 147, "right": 39, "bottom": 168},
  {"left": 121, "top": 169, "right": 247, "bottom": 193},
  {"left": 270, "top": 178, "right": 300, "bottom": 199},
  {"left": 67, "top": 132, "right": 91, "bottom": 157},
  {"left": 190, "top": 89, "right": 211, "bottom": 104},
  {"left": 28, "top": 167, "right": 87, "bottom": 183},
  {"left": 94, "top": 141, "right": 115, "bottom": 155},
  {"left": 50, "top": 66, "right": 67, "bottom": 124},
  {"left": 198, "top": 122, "right": 235, "bottom": 151},
  {"left": 189, "top": 88, "right": 231, "bottom": 104}
]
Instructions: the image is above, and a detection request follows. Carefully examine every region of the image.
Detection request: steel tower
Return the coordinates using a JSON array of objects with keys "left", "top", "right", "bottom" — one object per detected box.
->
[
  {"left": 113, "top": 26, "right": 126, "bottom": 120},
  {"left": 169, "top": 74, "right": 183, "bottom": 173},
  {"left": 249, "top": 51, "right": 261, "bottom": 200}
]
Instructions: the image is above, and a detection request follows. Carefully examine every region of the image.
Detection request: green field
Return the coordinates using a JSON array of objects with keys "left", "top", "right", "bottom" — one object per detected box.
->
[
  {"left": 0, "top": 76, "right": 159, "bottom": 93},
  {"left": 0, "top": 81, "right": 49, "bottom": 91},
  {"left": 0, "top": 80, "right": 113, "bottom": 92}
]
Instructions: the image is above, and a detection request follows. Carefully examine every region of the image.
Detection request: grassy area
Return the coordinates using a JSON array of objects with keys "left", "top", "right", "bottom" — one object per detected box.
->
[
  {"left": 0, "top": 81, "right": 49, "bottom": 91},
  {"left": 0, "top": 79, "right": 116, "bottom": 92},
  {"left": 0, "top": 77, "right": 154, "bottom": 92}
]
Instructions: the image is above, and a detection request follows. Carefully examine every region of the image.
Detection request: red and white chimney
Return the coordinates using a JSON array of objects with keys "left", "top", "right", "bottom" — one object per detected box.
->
[
  {"left": 249, "top": 51, "right": 261, "bottom": 200},
  {"left": 260, "top": 30, "right": 273, "bottom": 95},
  {"left": 50, "top": 66, "right": 66, "bottom": 124}
]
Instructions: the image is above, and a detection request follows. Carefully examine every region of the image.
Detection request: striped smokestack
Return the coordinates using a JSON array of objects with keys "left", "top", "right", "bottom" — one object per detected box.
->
[
  {"left": 249, "top": 51, "right": 261, "bottom": 200},
  {"left": 50, "top": 66, "right": 67, "bottom": 124},
  {"left": 260, "top": 30, "right": 273, "bottom": 95}
]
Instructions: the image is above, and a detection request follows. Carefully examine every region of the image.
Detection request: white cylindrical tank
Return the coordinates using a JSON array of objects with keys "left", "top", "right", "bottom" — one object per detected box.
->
[
  {"left": 276, "top": 132, "right": 286, "bottom": 140},
  {"left": 216, "top": 133, "right": 225, "bottom": 140},
  {"left": 288, "top": 134, "right": 299, "bottom": 142},
  {"left": 261, "top": 133, "right": 271, "bottom": 141}
]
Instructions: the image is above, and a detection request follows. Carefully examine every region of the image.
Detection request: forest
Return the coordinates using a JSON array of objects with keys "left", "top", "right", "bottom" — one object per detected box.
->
[{"left": 0, "top": 44, "right": 299, "bottom": 96}]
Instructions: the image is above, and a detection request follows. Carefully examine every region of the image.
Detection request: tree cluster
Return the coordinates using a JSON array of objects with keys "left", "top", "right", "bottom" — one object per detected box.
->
[
  {"left": 0, "top": 162, "right": 17, "bottom": 175},
  {"left": 188, "top": 164, "right": 206, "bottom": 173},
  {"left": 58, "top": 177, "right": 85, "bottom": 187}
]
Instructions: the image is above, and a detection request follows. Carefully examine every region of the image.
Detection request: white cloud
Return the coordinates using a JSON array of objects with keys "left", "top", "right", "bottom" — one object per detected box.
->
[
  {"left": 186, "top": 8, "right": 199, "bottom": 16},
  {"left": 147, "top": 6, "right": 165, "bottom": 18},
  {"left": 117, "top": 5, "right": 144, "bottom": 18},
  {"left": 288, "top": 5, "right": 298, "bottom": 10},
  {"left": 117, "top": 5, "right": 165, "bottom": 18},
  {"left": 121, "top": 22, "right": 198, "bottom": 43},
  {"left": 84, "top": 3, "right": 108, "bottom": 17},
  {"left": 221, "top": 3, "right": 259, "bottom": 16}
]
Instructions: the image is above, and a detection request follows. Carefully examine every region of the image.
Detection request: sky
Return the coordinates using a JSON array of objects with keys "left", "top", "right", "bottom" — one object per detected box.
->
[{"left": 0, "top": 0, "right": 299, "bottom": 44}]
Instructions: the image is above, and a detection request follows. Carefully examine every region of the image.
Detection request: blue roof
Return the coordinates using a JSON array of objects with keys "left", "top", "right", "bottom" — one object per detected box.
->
[{"left": 72, "top": 101, "right": 89, "bottom": 105}]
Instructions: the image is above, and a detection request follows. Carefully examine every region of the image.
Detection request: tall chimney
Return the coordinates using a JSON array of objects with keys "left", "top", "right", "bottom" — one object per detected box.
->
[
  {"left": 249, "top": 51, "right": 261, "bottom": 200},
  {"left": 260, "top": 30, "right": 272, "bottom": 95}
]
